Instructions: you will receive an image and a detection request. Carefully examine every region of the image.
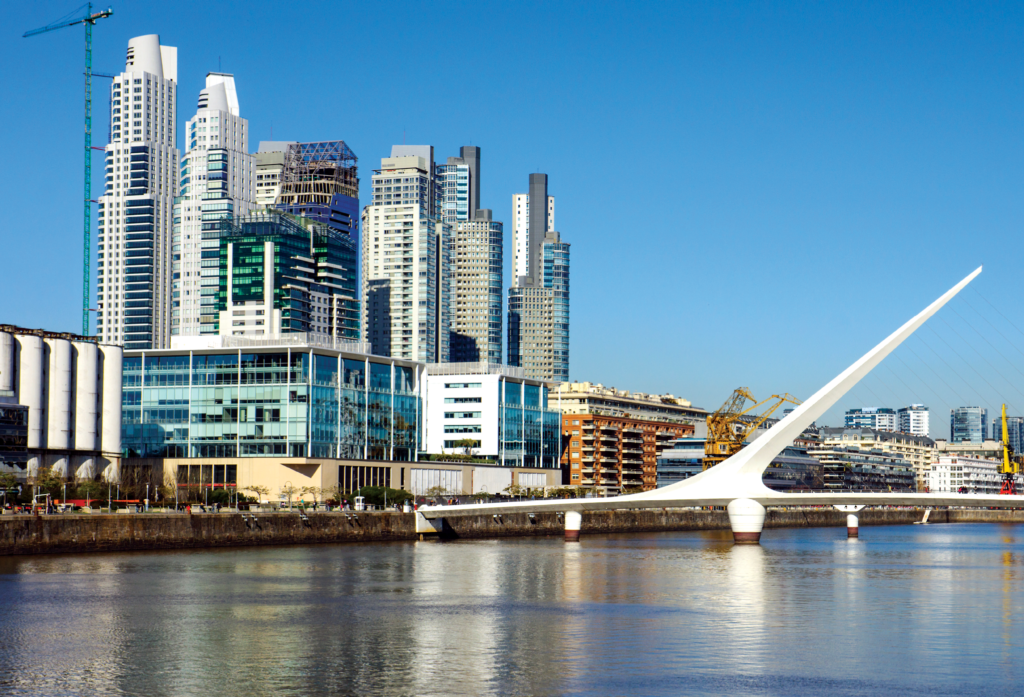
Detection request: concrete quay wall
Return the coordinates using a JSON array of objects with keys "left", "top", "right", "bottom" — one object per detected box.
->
[{"left": 1, "top": 507, "right": 1023, "bottom": 556}]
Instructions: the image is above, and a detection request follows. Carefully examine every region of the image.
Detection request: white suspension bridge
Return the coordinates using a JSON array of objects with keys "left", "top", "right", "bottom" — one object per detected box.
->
[{"left": 417, "top": 266, "right": 1024, "bottom": 544}]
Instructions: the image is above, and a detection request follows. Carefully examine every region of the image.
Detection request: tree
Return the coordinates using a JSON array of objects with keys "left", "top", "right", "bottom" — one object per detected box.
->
[
  {"left": 33, "top": 467, "right": 64, "bottom": 500},
  {"left": 279, "top": 483, "right": 300, "bottom": 510},
  {"left": 424, "top": 484, "right": 449, "bottom": 498},
  {"left": 353, "top": 486, "right": 413, "bottom": 508},
  {"left": 300, "top": 486, "right": 324, "bottom": 505},
  {"left": 76, "top": 481, "right": 104, "bottom": 505},
  {"left": 0, "top": 473, "right": 18, "bottom": 506},
  {"left": 454, "top": 438, "right": 478, "bottom": 456},
  {"left": 246, "top": 485, "right": 270, "bottom": 504}
]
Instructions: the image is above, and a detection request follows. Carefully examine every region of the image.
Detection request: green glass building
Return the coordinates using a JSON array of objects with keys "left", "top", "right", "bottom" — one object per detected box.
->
[{"left": 215, "top": 211, "right": 359, "bottom": 340}]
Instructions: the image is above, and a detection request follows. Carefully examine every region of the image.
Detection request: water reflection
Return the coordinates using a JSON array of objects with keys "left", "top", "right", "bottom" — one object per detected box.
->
[{"left": 0, "top": 525, "right": 1022, "bottom": 695}]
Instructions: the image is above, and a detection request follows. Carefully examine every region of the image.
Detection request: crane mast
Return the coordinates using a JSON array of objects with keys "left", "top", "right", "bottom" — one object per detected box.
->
[
  {"left": 704, "top": 388, "right": 802, "bottom": 470},
  {"left": 999, "top": 403, "right": 1020, "bottom": 495},
  {"left": 24, "top": 4, "right": 114, "bottom": 337}
]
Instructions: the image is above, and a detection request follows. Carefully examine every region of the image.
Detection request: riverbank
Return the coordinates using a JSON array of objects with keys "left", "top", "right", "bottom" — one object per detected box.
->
[{"left": 1, "top": 507, "right": 1023, "bottom": 556}]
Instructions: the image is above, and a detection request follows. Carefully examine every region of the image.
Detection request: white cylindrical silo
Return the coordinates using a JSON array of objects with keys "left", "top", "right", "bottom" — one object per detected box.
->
[
  {"left": 16, "top": 334, "right": 45, "bottom": 449},
  {"left": 73, "top": 341, "right": 99, "bottom": 452},
  {"left": 0, "top": 331, "right": 14, "bottom": 393},
  {"left": 99, "top": 344, "right": 123, "bottom": 456},
  {"left": 45, "top": 338, "right": 72, "bottom": 451},
  {"left": 75, "top": 455, "right": 96, "bottom": 481}
]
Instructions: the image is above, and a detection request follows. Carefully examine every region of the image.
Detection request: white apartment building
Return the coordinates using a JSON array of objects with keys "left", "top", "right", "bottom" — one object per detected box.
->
[
  {"left": 254, "top": 141, "right": 294, "bottom": 206},
  {"left": 362, "top": 147, "right": 450, "bottom": 363},
  {"left": 929, "top": 454, "right": 1006, "bottom": 494},
  {"left": 512, "top": 192, "right": 554, "bottom": 280},
  {"left": 173, "top": 73, "right": 255, "bottom": 337},
  {"left": 898, "top": 404, "right": 930, "bottom": 437},
  {"left": 818, "top": 427, "right": 936, "bottom": 491},
  {"left": 96, "top": 35, "right": 179, "bottom": 350}
]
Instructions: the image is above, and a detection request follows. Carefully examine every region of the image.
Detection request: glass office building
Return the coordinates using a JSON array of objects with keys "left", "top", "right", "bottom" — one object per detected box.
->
[
  {"left": 122, "top": 342, "right": 422, "bottom": 461},
  {"left": 951, "top": 406, "right": 988, "bottom": 444}
]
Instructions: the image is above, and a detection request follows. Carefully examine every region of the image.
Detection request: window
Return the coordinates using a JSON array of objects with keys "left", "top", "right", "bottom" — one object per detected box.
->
[{"left": 445, "top": 382, "right": 481, "bottom": 389}]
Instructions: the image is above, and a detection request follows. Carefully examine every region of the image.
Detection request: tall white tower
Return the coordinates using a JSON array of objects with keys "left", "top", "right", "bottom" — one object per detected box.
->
[
  {"left": 96, "top": 35, "right": 179, "bottom": 350},
  {"left": 362, "top": 146, "right": 451, "bottom": 363},
  {"left": 173, "top": 73, "right": 255, "bottom": 336},
  {"left": 513, "top": 192, "right": 554, "bottom": 281}
]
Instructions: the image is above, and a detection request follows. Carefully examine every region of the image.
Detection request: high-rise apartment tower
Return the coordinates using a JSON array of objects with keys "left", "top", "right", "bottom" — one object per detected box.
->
[
  {"left": 362, "top": 146, "right": 451, "bottom": 362},
  {"left": 96, "top": 35, "right": 179, "bottom": 350},
  {"left": 173, "top": 72, "right": 255, "bottom": 337},
  {"left": 508, "top": 174, "right": 570, "bottom": 382},
  {"left": 951, "top": 406, "right": 988, "bottom": 444},
  {"left": 897, "top": 404, "right": 930, "bottom": 437}
]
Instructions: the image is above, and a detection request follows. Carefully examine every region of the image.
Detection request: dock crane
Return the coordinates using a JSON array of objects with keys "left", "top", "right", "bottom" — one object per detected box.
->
[
  {"left": 998, "top": 403, "right": 1021, "bottom": 495},
  {"left": 704, "top": 388, "right": 802, "bottom": 470},
  {"left": 24, "top": 4, "right": 114, "bottom": 337}
]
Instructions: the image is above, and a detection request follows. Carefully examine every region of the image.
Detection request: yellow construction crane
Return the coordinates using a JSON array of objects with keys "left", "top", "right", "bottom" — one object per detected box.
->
[
  {"left": 999, "top": 403, "right": 1021, "bottom": 495},
  {"left": 704, "top": 388, "right": 802, "bottom": 470}
]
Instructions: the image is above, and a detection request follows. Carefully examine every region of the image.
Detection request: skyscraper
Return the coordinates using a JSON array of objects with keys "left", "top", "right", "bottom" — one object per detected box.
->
[
  {"left": 951, "top": 406, "right": 988, "bottom": 444},
  {"left": 897, "top": 404, "right": 930, "bottom": 436},
  {"left": 513, "top": 184, "right": 554, "bottom": 281},
  {"left": 992, "top": 414, "right": 1024, "bottom": 454},
  {"left": 451, "top": 211, "right": 503, "bottom": 363},
  {"left": 252, "top": 141, "right": 361, "bottom": 341},
  {"left": 96, "top": 35, "right": 179, "bottom": 350},
  {"left": 173, "top": 72, "right": 255, "bottom": 337},
  {"left": 508, "top": 174, "right": 570, "bottom": 382},
  {"left": 213, "top": 210, "right": 360, "bottom": 340},
  {"left": 438, "top": 146, "right": 480, "bottom": 226},
  {"left": 362, "top": 146, "right": 451, "bottom": 362}
]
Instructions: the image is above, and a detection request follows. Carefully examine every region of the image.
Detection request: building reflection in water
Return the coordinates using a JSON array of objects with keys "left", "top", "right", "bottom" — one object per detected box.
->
[{"left": 1, "top": 525, "right": 1024, "bottom": 695}]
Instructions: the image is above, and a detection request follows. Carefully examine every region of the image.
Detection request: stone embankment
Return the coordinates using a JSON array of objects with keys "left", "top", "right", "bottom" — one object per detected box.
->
[{"left": 0, "top": 507, "right": 1023, "bottom": 556}]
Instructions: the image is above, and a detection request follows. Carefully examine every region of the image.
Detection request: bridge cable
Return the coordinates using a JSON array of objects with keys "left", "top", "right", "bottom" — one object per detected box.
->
[
  {"left": 890, "top": 355, "right": 954, "bottom": 416},
  {"left": 919, "top": 329, "right": 1002, "bottom": 408},
  {"left": 948, "top": 304, "right": 1024, "bottom": 386},
  {"left": 972, "top": 287, "right": 1024, "bottom": 344},
  {"left": 927, "top": 324, "right": 1020, "bottom": 414},
  {"left": 960, "top": 294, "right": 1024, "bottom": 364},
  {"left": 903, "top": 343, "right": 971, "bottom": 406},
  {"left": 868, "top": 369, "right": 909, "bottom": 412},
  {"left": 884, "top": 363, "right": 930, "bottom": 407},
  {"left": 938, "top": 315, "right": 1024, "bottom": 413}
]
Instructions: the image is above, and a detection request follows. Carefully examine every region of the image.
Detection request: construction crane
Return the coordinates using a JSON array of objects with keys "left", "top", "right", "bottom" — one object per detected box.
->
[
  {"left": 998, "top": 403, "right": 1021, "bottom": 495},
  {"left": 24, "top": 4, "right": 114, "bottom": 337},
  {"left": 704, "top": 388, "right": 802, "bottom": 470}
]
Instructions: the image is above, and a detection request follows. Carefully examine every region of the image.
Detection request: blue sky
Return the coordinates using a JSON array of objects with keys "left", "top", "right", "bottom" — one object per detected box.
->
[{"left": 1, "top": 0, "right": 1023, "bottom": 432}]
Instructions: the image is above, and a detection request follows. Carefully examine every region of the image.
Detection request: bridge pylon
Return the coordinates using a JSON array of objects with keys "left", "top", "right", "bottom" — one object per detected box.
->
[
  {"left": 727, "top": 499, "right": 766, "bottom": 544},
  {"left": 835, "top": 505, "right": 866, "bottom": 538}
]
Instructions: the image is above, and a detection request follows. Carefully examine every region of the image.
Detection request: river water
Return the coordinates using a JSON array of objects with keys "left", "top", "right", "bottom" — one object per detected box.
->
[{"left": 0, "top": 523, "right": 1021, "bottom": 696}]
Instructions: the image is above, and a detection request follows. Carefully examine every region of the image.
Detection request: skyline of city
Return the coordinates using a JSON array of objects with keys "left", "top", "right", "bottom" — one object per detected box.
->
[{"left": 3, "top": 1, "right": 1023, "bottom": 429}]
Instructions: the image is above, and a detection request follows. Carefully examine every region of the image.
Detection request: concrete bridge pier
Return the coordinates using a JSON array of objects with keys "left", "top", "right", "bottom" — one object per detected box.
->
[
  {"left": 835, "top": 505, "right": 865, "bottom": 538},
  {"left": 564, "top": 511, "right": 582, "bottom": 542},
  {"left": 727, "top": 499, "right": 766, "bottom": 544}
]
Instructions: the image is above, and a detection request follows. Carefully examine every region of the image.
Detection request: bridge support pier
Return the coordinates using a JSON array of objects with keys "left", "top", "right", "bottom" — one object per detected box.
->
[
  {"left": 727, "top": 499, "right": 765, "bottom": 544},
  {"left": 564, "top": 511, "right": 582, "bottom": 542},
  {"left": 834, "top": 505, "right": 865, "bottom": 538}
]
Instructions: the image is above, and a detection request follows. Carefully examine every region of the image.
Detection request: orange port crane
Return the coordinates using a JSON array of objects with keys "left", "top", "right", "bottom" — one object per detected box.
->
[{"left": 703, "top": 388, "right": 802, "bottom": 470}]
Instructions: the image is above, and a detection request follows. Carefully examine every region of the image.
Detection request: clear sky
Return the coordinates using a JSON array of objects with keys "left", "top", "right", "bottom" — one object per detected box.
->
[{"left": 2, "top": 0, "right": 1023, "bottom": 433}]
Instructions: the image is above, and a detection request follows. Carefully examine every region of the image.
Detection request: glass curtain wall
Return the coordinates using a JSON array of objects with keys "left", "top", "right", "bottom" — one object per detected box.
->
[{"left": 122, "top": 350, "right": 419, "bottom": 460}]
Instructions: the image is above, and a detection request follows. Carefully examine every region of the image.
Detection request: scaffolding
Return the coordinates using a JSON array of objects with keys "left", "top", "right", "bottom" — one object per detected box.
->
[{"left": 278, "top": 141, "right": 359, "bottom": 205}]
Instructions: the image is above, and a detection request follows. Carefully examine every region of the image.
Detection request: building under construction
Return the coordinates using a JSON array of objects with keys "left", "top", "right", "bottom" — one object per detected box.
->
[{"left": 256, "top": 141, "right": 361, "bottom": 339}]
